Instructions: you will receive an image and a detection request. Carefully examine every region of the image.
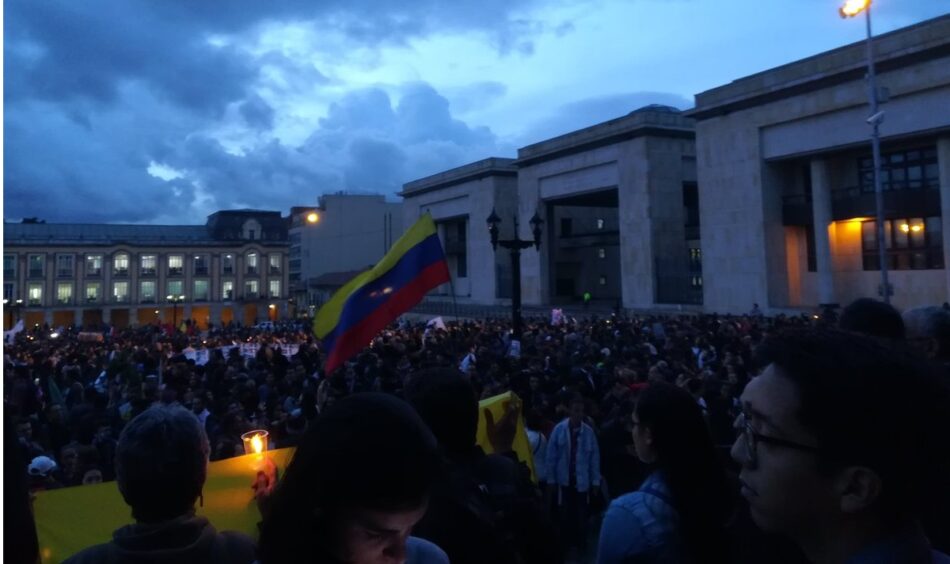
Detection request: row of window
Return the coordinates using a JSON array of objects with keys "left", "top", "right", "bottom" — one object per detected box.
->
[
  {"left": 7, "top": 279, "right": 281, "bottom": 307},
  {"left": 4, "top": 252, "right": 283, "bottom": 279},
  {"left": 560, "top": 218, "right": 608, "bottom": 237},
  {"left": 858, "top": 147, "right": 939, "bottom": 193},
  {"left": 861, "top": 217, "right": 944, "bottom": 271}
]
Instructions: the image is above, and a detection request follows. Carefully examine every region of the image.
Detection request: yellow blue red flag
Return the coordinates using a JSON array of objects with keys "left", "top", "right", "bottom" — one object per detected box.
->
[{"left": 314, "top": 214, "right": 450, "bottom": 373}]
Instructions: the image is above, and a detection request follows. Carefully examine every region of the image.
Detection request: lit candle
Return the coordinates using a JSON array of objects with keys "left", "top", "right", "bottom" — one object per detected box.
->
[{"left": 241, "top": 430, "right": 269, "bottom": 456}]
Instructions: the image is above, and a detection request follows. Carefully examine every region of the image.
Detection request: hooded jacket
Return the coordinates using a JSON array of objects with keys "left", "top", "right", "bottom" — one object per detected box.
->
[{"left": 62, "top": 513, "right": 256, "bottom": 564}]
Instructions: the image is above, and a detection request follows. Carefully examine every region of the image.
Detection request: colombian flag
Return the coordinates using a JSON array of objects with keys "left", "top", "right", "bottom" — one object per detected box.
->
[{"left": 314, "top": 214, "right": 451, "bottom": 373}]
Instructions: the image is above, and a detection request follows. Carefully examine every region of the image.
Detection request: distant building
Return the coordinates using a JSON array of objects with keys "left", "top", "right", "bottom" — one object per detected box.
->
[
  {"left": 288, "top": 194, "right": 402, "bottom": 310},
  {"left": 3, "top": 210, "right": 289, "bottom": 330},
  {"left": 687, "top": 14, "right": 950, "bottom": 313}
]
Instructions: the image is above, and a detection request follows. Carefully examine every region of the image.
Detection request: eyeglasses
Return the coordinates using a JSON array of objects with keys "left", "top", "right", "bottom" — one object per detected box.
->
[{"left": 739, "top": 413, "right": 820, "bottom": 466}]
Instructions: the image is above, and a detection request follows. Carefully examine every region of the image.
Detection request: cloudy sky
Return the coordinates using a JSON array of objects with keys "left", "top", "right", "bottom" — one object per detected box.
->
[{"left": 4, "top": 0, "right": 947, "bottom": 224}]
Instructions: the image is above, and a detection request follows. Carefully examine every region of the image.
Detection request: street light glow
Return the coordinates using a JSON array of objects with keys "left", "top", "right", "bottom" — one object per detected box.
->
[
  {"left": 307, "top": 212, "right": 320, "bottom": 224},
  {"left": 839, "top": 0, "right": 870, "bottom": 18}
]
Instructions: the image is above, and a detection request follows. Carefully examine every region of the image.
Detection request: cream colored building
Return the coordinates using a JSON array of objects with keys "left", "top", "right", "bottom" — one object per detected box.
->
[
  {"left": 687, "top": 14, "right": 950, "bottom": 313},
  {"left": 3, "top": 210, "right": 290, "bottom": 329}
]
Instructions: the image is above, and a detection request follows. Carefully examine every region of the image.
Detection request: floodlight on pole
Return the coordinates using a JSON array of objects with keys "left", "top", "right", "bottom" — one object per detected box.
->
[
  {"left": 840, "top": 0, "right": 889, "bottom": 302},
  {"left": 839, "top": 0, "right": 870, "bottom": 18}
]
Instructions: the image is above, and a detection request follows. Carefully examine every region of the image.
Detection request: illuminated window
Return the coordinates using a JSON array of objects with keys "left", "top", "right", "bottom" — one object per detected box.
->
[{"left": 113, "top": 281, "right": 129, "bottom": 303}]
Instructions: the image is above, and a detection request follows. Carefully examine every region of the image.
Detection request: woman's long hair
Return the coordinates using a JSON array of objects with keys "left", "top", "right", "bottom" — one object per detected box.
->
[
  {"left": 636, "top": 382, "right": 733, "bottom": 563},
  {"left": 257, "top": 393, "right": 441, "bottom": 563}
]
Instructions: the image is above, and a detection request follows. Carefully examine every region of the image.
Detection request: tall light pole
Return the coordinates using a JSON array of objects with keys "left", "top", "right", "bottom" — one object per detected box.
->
[
  {"left": 167, "top": 294, "right": 186, "bottom": 330},
  {"left": 487, "top": 208, "right": 544, "bottom": 341},
  {"left": 841, "top": 0, "right": 889, "bottom": 303}
]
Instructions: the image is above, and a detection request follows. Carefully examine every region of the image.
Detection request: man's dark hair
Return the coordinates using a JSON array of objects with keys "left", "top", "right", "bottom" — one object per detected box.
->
[
  {"left": 839, "top": 298, "right": 905, "bottom": 341},
  {"left": 258, "top": 393, "right": 440, "bottom": 563},
  {"left": 753, "top": 328, "right": 950, "bottom": 520},
  {"left": 115, "top": 405, "right": 210, "bottom": 523},
  {"left": 404, "top": 368, "right": 478, "bottom": 459}
]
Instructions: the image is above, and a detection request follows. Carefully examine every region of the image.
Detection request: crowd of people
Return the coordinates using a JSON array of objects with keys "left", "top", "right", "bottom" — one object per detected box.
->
[{"left": 6, "top": 299, "right": 950, "bottom": 563}]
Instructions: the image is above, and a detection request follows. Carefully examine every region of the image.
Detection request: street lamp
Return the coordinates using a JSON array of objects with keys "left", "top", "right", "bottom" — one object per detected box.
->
[
  {"left": 166, "top": 294, "right": 186, "bottom": 330},
  {"left": 3, "top": 298, "right": 23, "bottom": 329},
  {"left": 306, "top": 212, "right": 320, "bottom": 224},
  {"left": 840, "top": 0, "right": 890, "bottom": 302},
  {"left": 487, "top": 208, "right": 544, "bottom": 341}
]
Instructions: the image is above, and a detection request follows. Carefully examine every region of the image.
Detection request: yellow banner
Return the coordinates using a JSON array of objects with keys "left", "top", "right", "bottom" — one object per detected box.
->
[
  {"left": 34, "top": 449, "right": 294, "bottom": 564},
  {"left": 34, "top": 392, "right": 536, "bottom": 563}
]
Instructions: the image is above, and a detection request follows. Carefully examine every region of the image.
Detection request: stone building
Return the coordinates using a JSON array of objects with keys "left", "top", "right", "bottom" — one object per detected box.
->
[
  {"left": 515, "top": 106, "right": 699, "bottom": 310},
  {"left": 288, "top": 194, "right": 402, "bottom": 310},
  {"left": 688, "top": 14, "right": 950, "bottom": 313},
  {"left": 3, "top": 210, "right": 289, "bottom": 330},
  {"left": 401, "top": 158, "right": 519, "bottom": 303},
  {"left": 401, "top": 110, "right": 699, "bottom": 309}
]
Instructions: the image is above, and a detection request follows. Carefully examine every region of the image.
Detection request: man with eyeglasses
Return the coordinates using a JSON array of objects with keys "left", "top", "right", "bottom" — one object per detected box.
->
[{"left": 731, "top": 328, "right": 950, "bottom": 563}]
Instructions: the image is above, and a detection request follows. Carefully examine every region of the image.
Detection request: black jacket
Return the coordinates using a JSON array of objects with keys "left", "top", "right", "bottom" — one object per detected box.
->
[{"left": 62, "top": 513, "right": 256, "bottom": 564}]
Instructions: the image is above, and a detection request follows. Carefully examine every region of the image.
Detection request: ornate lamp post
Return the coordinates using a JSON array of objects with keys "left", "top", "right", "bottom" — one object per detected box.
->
[{"left": 487, "top": 208, "right": 544, "bottom": 341}]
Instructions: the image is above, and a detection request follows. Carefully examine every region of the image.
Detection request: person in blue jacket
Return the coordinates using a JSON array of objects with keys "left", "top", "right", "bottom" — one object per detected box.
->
[
  {"left": 597, "top": 382, "right": 733, "bottom": 563},
  {"left": 546, "top": 395, "right": 601, "bottom": 554}
]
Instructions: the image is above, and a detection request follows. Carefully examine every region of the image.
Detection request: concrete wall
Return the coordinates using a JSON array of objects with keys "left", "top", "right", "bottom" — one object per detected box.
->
[
  {"left": 693, "top": 30, "right": 950, "bottom": 313},
  {"left": 518, "top": 129, "right": 696, "bottom": 309},
  {"left": 402, "top": 175, "right": 518, "bottom": 303},
  {"left": 298, "top": 195, "right": 402, "bottom": 282},
  {"left": 549, "top": 205, "right": 621, "bottom": 302},
  {"left": 517, "top": 146, "right": 624, "bottom": 306}
]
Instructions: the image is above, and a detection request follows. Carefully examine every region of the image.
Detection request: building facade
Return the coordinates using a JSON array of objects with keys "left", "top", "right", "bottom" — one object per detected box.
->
[
  {"left": 3, "top": 210, "right": 289, "bottom": 330},
  {"left": 288, "top": 194, "right": 402, "bottom": 310},
  {"left": 401, "top": 158, "right": 519, "bottom": 303},
  {"left": 515, "top": 106, "right": 699, "bottom": 310},
  {"left": 688, "top": 14, "right": 950, "bottom": 313}
]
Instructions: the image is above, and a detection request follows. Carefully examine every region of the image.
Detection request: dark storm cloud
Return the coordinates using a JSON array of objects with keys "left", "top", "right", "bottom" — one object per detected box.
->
[
  {"left": 303, "top": 84, "right": 499, "bottom": 194},
  {"left": 4, "top": 0, "right": 545, "bottom": 222},
  {"left": 519, "top": 91, "right": 693, "bottom": 145},
  {"left": 240, "top": 95, "right": 276, "bottom": 130},
  {"left": 4, "top": 98, "right": 191, "bottom": 223}
]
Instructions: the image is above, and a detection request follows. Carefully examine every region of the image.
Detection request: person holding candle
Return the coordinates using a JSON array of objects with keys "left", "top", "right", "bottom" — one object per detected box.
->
[
  {"left": 63, "top": 405, "right": 258, "bottom": 564},
  {"left": 257, "top": 393, "right": 449, "bottom": 564}
]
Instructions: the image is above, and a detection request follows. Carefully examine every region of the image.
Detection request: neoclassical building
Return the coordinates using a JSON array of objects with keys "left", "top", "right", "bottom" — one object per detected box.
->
[{"left": 3, "top": 210, "right": 289, "bottom": 330}]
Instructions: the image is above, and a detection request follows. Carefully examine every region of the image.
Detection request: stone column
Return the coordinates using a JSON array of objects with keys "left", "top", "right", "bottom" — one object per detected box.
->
[
  {"left": 938, "top": 137, "right": 950, "bottom": 301},
  {"left": 44, "top": 310, "right": 54, "bottom": 326},
  {"left": 128, "top": 308, "right": 138, "bottom": 327},
  {"left": 102, "top": 308, "right": 112, "bottom": 324},
  {"left": 810, "top": 159, "right": 837, "bottom": 306},
  {"left": 183, "top": 305, "right": 193, "bottom": 324},
  {"left": 74, "top": 308, "right": 83, "bottom": 329}
]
